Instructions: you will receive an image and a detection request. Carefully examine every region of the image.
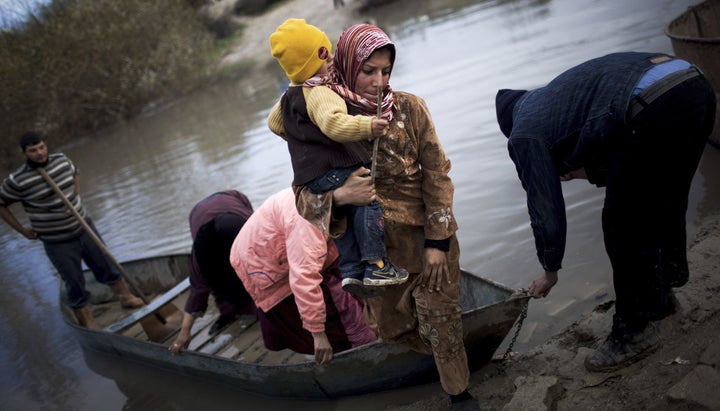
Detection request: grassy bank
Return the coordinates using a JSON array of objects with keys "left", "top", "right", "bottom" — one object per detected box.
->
[{"left": 0, "top": 0, "right": 254, "bottom": 169}]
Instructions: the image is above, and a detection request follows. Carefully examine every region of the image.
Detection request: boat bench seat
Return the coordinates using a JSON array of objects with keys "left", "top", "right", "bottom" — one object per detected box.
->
[{"left": 104, "top": 277, "right": 190, "bottom": 334}]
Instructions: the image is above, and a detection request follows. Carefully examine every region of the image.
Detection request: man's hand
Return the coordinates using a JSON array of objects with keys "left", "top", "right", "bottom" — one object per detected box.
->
[
  {"left": 560, "top": 168, "right": 588, "bottom": 181},
  {"left": 420, "top": 248, "right": 450, "bottom": 292},
  {"left": 20, "top": 227, "right": 38, "bottom": 240},
  {"left": 333, "top": 167, "right": 376, "bottom": 206},
  {"left": 312, "top": 331, "right": 333, "bottom": 364},
  {"left": 528, "top": 271, "right": 558, "bottom": 298},
  {"left": 0, "top": 206, "right": 38, "bottom": 240}
]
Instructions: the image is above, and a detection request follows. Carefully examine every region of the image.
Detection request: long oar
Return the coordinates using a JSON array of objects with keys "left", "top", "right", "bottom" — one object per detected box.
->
[
  {"left": 37, "top": 167, "right": 167, "bottom": 323},
  {"left": 370, "top": 86, "right": 383, "bottom": 184}
]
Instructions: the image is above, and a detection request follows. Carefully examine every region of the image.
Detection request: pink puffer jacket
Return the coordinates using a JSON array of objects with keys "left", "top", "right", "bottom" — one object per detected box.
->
[{"left": 229, "top": 188, "right": 339, "bottom": 333}]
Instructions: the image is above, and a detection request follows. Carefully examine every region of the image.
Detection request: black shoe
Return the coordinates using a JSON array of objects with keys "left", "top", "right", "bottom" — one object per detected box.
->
[
  {"left": 342, "top": 277, "right": 386, "bottom": 298},
  {"left": 584, "top": 324, "right": 660, "bottom": 372},
  {"left": 363, "top": 260, "right": 409, "bottom": 286},
  {"left": 209, "top": 314, "right": 237, "bottom": 334}
]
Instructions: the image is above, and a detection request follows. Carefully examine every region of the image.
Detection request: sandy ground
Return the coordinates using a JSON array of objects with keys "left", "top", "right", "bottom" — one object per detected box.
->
[
  {"left": 216, "top": 0, "right": 372, "bottom": 70},
  {"left": 384, "top": 213, "right": 720, "bottom": 410},
  {"left": 221, "top": 1, "right": 720, "bottom": 409}
]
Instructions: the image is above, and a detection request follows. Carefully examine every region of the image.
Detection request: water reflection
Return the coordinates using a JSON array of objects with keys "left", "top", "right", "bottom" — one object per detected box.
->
[
  {"left": 81, "top": 349, "right": 439, "bottom": 411},
  {"left": 0, "top": 0, "right": 713, "bottom": 409}
]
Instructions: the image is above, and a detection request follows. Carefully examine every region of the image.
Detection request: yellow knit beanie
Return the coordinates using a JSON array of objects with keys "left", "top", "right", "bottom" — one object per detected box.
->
[{"left": 270, "top": 19, "right": 332, "bottom": 84}]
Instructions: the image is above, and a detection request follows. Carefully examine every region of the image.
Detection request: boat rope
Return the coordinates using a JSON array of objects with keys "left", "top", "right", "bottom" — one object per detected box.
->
[{"left": 501, "top": 291, "right": 529, "bottom": 362}]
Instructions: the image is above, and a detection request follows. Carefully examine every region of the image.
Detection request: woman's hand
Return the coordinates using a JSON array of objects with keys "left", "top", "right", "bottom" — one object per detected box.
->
[
  {"left": 169, "top": 331, "right": 190, "bottom": 355},
  {"left": 312, "top": 331, "right": 333, "bottom": 364},
  {"left": 421, "top": 248, "right": 450, "bottom": 292},
  {"left": 528, "top": 271, "right": 558, "bottom": 298},
  {"left": 168, "top": 313, "right": 194, "bottom": 355},
  {"left": 333, "top": 167, "right": 376, "bottom": 206}
]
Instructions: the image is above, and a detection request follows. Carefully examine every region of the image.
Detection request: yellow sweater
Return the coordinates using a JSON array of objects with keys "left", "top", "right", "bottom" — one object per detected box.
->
[{"left": 268, "top": 84, "right": 374, "bottom": 142}]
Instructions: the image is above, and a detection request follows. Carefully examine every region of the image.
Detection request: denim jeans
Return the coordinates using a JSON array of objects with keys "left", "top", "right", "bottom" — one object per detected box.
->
[
  {"left": 307, "top": 165, "right": 386, "bottom": 279},
  {"left": 44, "top": 218, "right": 121, "bottom": 308}
]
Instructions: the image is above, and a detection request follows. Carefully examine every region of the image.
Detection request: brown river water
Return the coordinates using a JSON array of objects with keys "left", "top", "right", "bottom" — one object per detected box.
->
[{"left": 2, "top": 0, "right": 718, "bottom": 409}]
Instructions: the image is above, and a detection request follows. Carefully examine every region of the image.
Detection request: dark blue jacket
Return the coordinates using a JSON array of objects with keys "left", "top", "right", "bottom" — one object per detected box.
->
[{"left": 507, "top": 52, "right": 674, "bottom": 272}]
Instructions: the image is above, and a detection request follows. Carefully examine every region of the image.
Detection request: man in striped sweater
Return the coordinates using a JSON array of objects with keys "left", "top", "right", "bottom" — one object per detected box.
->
[{"left": 0, "top": 131, "right": 143, "bottom": 329}]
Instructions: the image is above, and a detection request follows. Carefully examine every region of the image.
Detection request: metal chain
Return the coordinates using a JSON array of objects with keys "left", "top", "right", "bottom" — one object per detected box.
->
[{"left": 502, "top": 293, "right": 529, "bottom": 362}]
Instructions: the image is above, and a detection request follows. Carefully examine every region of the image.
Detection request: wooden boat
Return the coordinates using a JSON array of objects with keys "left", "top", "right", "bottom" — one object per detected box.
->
[
  {"left": 666, "top": 0, "right": 720, "bottom": 148},
  {"left": 62, "top": 254, "right": 529, "bottom": 399}
]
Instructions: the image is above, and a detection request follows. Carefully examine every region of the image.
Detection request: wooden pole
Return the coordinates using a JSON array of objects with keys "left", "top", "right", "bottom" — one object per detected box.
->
[
  {"left": 370, "top": 86, "right": 383, "bottom": 184},
  {"left": 36, "top": 167, "right": 169, "bottom": 324}
]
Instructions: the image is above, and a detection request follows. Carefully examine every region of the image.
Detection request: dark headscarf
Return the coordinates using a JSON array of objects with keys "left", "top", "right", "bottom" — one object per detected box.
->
[
  {"left": 495, "top": 89, "right": 527, "bottom": 138},
  {"left": 189, "top": 190, "right": 253, "bottom": 240},
  {"left": 190, "top": 191, "right": 252, "bottom": 289}
]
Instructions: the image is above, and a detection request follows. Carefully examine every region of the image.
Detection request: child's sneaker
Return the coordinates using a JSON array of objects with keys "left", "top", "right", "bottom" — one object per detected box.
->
[
  {"left": 363, "top": 260, "right": 409, "bottom": 286},
  {"left": 342, "top": 277, "right": 385, "bottom": 298}
]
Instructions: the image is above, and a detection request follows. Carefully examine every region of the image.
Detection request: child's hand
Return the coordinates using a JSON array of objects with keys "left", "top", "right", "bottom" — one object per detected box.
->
[{"left": 371, "top": 118, "right": 389, "bottom": 138}]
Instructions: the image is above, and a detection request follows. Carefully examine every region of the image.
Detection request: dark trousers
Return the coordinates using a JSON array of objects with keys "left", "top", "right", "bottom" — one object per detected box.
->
[
  {"left": 257, "top": 265, "right": 376, "bottom": 354},
  {"left": 602, "top": 75, "right": 716, "bottom": 335},
  {"left": 43, "top": 218, "right": 121, "bottom": 309}
]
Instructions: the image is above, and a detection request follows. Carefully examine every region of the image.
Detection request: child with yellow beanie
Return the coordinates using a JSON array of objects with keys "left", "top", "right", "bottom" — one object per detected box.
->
[{"left": 267, "top": 18, "right": 407, "bottom": 298}]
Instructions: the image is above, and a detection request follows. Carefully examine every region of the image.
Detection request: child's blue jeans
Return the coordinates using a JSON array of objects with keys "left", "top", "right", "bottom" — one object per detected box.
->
[{"left": 306, "top": 165, "right": 386, "bottom": 280}]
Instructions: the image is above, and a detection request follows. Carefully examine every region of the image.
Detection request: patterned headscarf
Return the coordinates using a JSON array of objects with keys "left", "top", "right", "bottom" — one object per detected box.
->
[{"left": 326, "top": 24, "right": 396, "bottom": 120}]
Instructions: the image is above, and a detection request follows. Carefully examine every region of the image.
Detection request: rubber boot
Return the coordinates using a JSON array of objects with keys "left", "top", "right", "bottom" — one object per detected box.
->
[
  {"left": 73, "top": 305, "right": 98, "bottom": 330},
  {"left": 110, "top": 278, "right": 145, "bottom": 308}
]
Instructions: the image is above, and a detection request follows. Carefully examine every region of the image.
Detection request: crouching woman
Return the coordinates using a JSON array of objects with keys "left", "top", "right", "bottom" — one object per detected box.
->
[{"left": 230, "top": 187, "right": 376, "bottom": 364}]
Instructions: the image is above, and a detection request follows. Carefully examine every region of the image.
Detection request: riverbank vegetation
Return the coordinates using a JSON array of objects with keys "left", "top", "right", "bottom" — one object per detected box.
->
[{"left": 0, "top": 0, "right": 276, "bottom": 169}]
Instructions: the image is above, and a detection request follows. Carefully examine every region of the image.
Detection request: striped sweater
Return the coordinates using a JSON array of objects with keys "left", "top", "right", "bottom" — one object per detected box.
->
[{"left": 0, "top": 153, "right": 86, "bottom": 242}]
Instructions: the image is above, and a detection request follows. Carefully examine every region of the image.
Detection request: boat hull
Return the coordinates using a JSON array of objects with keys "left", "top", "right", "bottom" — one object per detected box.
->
[
  {"left": 65, "top": 254, "right": 529, "bottom": 399},
  {"left": 666, "top": 0, "right": 720, "bottom": 147}
]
